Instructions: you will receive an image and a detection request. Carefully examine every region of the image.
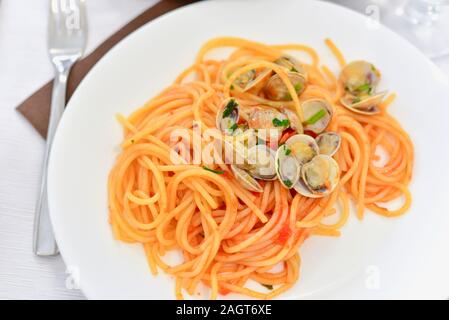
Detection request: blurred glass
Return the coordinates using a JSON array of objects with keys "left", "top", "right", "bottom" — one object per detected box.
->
[{"left": 326, "top": 0, "right": 449, "bottom": 58}]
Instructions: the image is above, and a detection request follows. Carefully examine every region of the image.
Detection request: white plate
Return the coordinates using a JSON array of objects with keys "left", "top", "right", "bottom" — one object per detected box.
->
[{"left": 47, "top": 0, "right": 449, "bottom": 299}]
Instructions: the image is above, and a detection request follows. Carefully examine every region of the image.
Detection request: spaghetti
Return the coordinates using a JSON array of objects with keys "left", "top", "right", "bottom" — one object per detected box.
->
[{"left": 108, "top": 37, "right": 413, "bottom": 299}]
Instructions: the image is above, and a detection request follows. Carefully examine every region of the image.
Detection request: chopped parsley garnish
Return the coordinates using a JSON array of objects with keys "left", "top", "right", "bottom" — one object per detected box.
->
[
  {"left": 272, "top": 118, "right": 290, "bottom": 127},
  {"left": 304, "top": 109, "right": 326, "bottom": 125},
  {"left": 294, "top": 82, "right": 303, "bottom": 92},
  {"left": 285, "top": 148, "right": 291, "bottom": 156},
  {"left": 229, "top": 123, "right": 238, "bottom": 132},
  {"left": 203, "top": 166, "right": 224, "bottom": 174},
  {"left": 355, "top": 83, "right": 372, "bottom": 94},
  {"left": 283, "top": 179, "right": 293, "bottom": 188},
  {"left": 352, "top": 97, "right": 361, "bottom": 104},
  {"left": 290, "top": 66, "right": 298, "bottom": 72},
  {"left": 230, "top": 84, "right": 235, "bottom": 90},
  {"left": 284, "top": 92, "right": 292, "bottom": 101},
  {"left": 261, "top": 283, "right": 274, "bottom": 290},
  {"left": 222, "top": 99, "right": 238, "bottom": 118}
]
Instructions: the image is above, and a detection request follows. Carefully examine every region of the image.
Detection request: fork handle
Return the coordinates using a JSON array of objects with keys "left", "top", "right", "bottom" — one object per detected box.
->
[{"left": 33, "top": 70, "right": 69, "bottom": 256}]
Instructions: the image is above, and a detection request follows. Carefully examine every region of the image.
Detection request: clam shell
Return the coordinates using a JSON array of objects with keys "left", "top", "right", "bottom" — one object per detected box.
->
[
  {"left": 340, "top": 92, "right": 386, "bottom": 115},
  {"left": 301, "top": 155, "right": 340, "bottom": 197},
  {"left": 301, "top": 98, "right": 333, "bottom": 134},
  {"left": 216, "top": 98, "right": 240, "bottom": 135},
  {"left": 284, "top": 134, "right": 319, "bottom": 165},
  {"left": 246, "top": 144, "right": 277, "bottom": 180},
  {"left": 316, "top": 132, "right": 341, "bottom": 157},
  {"left": 230, "top": 164, "right": 263, "bottom": 193},
  {"left": 340, "top": 60, "right": 381, "bottom": 95},
  {"left": 275, "top": 144, "right": 301, "bottom": 189},
  {"left": 264, "top": 72, "right": 307, "bottom": 101},
  {"left": 275, "top": 55, "right": 308, "bottom": 79},
  {"left": 281, "top": 107, "right": 304, "bottom": 134}
]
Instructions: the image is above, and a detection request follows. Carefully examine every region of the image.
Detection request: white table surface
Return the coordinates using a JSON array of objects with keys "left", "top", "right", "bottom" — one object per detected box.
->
[{"left": 0, "top": 0, "right": 448, "bottom": 300}]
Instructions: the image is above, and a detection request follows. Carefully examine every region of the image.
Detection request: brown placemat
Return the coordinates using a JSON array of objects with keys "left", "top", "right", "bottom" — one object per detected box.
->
[{"left": 17, "top": 0, "right": 198, "bottom": 139}]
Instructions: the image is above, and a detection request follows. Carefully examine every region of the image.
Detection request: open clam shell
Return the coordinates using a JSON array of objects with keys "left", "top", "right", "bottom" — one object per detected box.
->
[
  {"left": 301, "top": 99, "right": 333, "bottom": 134},
  {"left": 230, "top": 164, "right": 263, "bottom": 193},
  {"left": 246, "top": 144, "right": 277, "bottom": 180},
  {"left": 275, "top": 144, "right": 301, "bottom": 189},
  {"left": 340, "top": 60, "right": 381, "bottom": 95},
  {"left": 316, "top": 132, "right": 341, "bottom": 157},
  {"left": 242, "top": 68, "right": 272, "bottom": 92},
  {"left": 216, "top": 98, "right": 240, "bottom": 135},
  {"left": 275, "top": 55, "right": 308, "bottom": 79},
  {"left": 223, "top": 129, "right": 258, "bottom": 164},
  {"left": 264, "top": 72, "right": 307, "bottom": 101},
  {"left": 301, "top": 155, "right": 340, "bottom": 197},
  {"left": 247, "top": 108, "right": 289, "bottom": 131},
  {"left": 280, "top": 107, "right": 304, "bottom": 134},
  {"left": 340, "top": 92, "right": 386, "bottom": 115},
  {"left": 234, "top": 69, "right": 256, "bottom": 90},
  {"left": 284, "top": 134, "right": 319, "bottom": 165},
  {"left": 293, "top": 178, "right": 323, "bottom": 198}
]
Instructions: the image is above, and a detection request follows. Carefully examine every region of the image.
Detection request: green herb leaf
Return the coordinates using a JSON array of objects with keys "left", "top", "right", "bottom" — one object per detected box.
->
[
  {"left": 283, "top": 179, "right": 293, "bottom": 188},
  {"left": 355, "top": 83, "right": 372, "bottom": 93},
  {"left": 352, "top": 97, "right": 361, "bottom": 104},
  {"left": 261, "top": 283, "right": 274, "bottom": 290},
  {"left": 272, "top": 118, "right": 290, "bottom": 127},
  {"left": 230, "top": 84, "right": 235, "bottom": 90},
  {"left": 294, "top": 82, "right": 303, "bottom": 92},
  {"left": 229, "top": 123, "right": 238, "bottom": 132},
  {"left": 304, "top": 109, "right": 326, "bottom": 125},
  {"left": 290, "top": 66, "right": 298, "bottom": 72},
  {"left": 285, "top": 148, "right": 291, "bottom": 156},
  {"left": 284, "top": 92, "right": 292, "bottom": 101},
  {"left": 222, "top": 99, "right": 238, "bottom": 118},
  {"left": 203, "top": 166, "right": 224, "bottom": 174}
]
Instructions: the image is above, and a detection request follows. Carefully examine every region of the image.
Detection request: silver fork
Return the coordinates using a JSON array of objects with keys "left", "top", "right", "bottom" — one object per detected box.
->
[{"left": 33, "top": 0, "right": 87, "bottom": 256}]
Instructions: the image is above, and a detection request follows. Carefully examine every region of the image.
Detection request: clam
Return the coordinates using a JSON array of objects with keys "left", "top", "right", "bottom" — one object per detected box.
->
[
  {"left": 248, "top": 108, "right": 289, "bottom": 132},
  {"left": 340, "top": 91, "right": 386, "bottom": 115},
  {"left": 316, "top": 132, "right": 341, "bottom": 157},
  {"left": 293, "top": 178, "right": 323, "bottom": 199},
  {"left": 285, "top": 134, "right": 319, "bottom": 165},
  {"left": 246, "top": 145, "right": 277, "bottom": 180},
  {"left": 300, "top": 155, "right": 340, "bottom": 197},
  {"left": 264, "top": 72, "right": 307, "bottom": 101},
  {"left": 234, "top": 69, "right": 256, "bottom": 89},
  {"left": 223, "top": 129, "right": 257, "bottom": 164},
  {"left": 340, "top": 60, "right": 381, "bottom": 95},
  {"left": 216, "top": 98, "right": 240, "bottom": 135},
  {"left": 275, "top": 55, "right": 307, "bottom": 79},
  {"left": 242, "top": 69, "right": 272, "bottom": 92},
  {"left": 280, "top": 107, "right": 304, "bottom": 134},
  {"left": 301, "top": 99, "right": 333, "bottom": 134},
  {"left": 275, "top": 144, "right": 301, "bottom": 189},
  {"left": 230, "top": 164, "right": 263, "bottom": 193}
]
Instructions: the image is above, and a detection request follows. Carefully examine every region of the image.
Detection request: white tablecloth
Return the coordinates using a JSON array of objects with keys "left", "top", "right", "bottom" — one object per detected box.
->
[{"left": 0, "top": 0, "right": 448, "bottom": 299}]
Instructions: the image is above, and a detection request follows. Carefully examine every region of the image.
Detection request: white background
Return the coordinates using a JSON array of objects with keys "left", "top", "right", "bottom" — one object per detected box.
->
[{"left": 0, "top": 0, "right": 448, "bottom": 299}]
